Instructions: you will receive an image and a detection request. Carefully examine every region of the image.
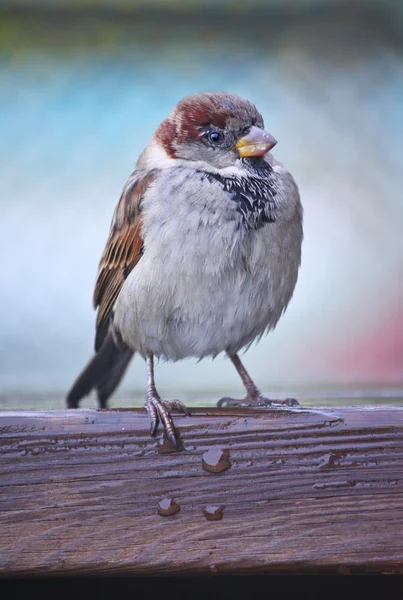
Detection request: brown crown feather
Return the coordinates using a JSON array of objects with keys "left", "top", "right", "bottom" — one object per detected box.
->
[{"left": 155, "top": 92, "right": 262, "bottom": 157}]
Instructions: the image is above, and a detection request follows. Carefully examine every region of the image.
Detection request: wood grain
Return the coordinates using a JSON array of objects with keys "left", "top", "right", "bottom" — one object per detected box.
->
[{"left": 1, "top": 406, "right": 403, "bottom": 576}]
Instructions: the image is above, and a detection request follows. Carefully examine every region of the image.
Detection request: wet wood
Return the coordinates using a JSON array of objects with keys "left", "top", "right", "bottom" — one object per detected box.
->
[{"left": 1, "top": 406, "right": 403, "bottom": 576}]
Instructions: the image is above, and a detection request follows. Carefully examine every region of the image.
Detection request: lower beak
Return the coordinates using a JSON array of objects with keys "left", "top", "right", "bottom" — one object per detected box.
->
[{"left": 235, "top": 126, "right": 277, "bottom": 158}]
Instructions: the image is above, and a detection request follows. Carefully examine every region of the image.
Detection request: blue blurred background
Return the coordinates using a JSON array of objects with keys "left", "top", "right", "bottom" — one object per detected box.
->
[{"left": 1, "top": 0, "right": 402, "bottom": 408}]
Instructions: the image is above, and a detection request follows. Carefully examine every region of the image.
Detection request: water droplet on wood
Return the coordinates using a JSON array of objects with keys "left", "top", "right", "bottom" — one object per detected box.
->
[
  {"left": 202, "top": 447, "right": 231, "bottom": 473},
  {"left": 157, "top": 497, "right": 180, "bottom": 517},
  {"left": 203, "top": 505, "right": 224, "bottom": 521}
]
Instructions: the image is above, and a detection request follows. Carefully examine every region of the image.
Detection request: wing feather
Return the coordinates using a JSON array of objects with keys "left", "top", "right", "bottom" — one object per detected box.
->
[{"left": 93, "top": 170, "right": 156, "bottom": 350}]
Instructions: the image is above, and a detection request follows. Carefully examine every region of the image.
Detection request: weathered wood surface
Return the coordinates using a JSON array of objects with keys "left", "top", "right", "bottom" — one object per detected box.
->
[{"left": 1, "top": 406, "right": 403, "bottom": 576}]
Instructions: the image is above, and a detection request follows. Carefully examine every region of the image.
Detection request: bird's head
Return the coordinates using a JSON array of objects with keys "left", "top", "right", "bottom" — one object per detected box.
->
[{"left": 154, "top": 92, "right": 277, "bottom": 169}]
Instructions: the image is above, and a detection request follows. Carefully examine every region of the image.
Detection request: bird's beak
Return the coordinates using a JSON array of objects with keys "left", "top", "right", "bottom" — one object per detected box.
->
[{"left": 235, "top": 126, "right": 277, "bottom": 158}]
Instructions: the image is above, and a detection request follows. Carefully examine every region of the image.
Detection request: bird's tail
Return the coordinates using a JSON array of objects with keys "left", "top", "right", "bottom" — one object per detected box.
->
[{"left": 66, "top": 332, "right": 134, "bottom": 408}]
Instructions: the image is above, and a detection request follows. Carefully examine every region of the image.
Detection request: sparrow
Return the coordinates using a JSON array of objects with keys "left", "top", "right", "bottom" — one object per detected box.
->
[{"left": 67, "top": 92, "right": 303, "bottom": 447}]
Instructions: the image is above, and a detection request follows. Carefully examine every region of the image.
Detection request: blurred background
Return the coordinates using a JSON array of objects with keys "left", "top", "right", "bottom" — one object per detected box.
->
[{"left": 1, "top": 0, "right": 402, "bottom": 409}]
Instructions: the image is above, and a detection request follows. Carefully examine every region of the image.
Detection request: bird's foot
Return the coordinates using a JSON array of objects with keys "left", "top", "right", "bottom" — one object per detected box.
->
[
  {"left": 145, "top": 391, "right": 190, "bottom": 448},
  {"left": 217, "top": 394, "right": 299, "bottom": 409}
]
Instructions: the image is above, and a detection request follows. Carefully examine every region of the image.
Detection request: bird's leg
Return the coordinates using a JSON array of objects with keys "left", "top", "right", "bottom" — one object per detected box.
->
[
  {"left": 217, "top": 353, "right": 299, "bottom": 408},
  {"left": 145, "top": 354, "right": 189, "bottom": 447}
]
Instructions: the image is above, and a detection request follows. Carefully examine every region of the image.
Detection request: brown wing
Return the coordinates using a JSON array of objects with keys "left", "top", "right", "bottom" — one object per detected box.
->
[{"left": 93, "top": 170, "right": 156, "bottom": 350}]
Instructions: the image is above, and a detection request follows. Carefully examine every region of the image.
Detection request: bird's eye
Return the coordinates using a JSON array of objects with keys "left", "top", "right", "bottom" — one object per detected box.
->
[{"left": 207, "top": 131, "right": 222, "bottom": 144}]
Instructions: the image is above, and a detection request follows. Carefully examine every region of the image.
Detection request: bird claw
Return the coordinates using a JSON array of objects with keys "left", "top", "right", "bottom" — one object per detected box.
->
[
  {"left": 145, "top": 392, "right": 189, "bottom": 448},
  {"left": 217, "top": 395, "right": 299, "bottom": 409}
]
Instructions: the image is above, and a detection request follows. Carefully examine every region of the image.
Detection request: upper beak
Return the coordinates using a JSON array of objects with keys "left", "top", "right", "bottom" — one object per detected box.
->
[{"left": 235, "top": 126, "right": 277, "bottom": 158}]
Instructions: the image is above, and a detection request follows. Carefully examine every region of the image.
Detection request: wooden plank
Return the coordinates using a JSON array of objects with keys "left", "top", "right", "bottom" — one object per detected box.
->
[{"left": 0, "top": 406, "right": 403, "bottom": 576}]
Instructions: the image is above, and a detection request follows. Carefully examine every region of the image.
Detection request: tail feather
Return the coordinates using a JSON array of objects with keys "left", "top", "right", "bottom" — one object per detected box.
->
[{"left": 66, "top": 332, "right": 134, "bottom": 408}]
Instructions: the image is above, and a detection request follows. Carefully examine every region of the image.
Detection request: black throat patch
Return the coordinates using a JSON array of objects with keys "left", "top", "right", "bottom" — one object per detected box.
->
[{"left": 202, "top": 159, "right": 278, "bottom": 229}]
